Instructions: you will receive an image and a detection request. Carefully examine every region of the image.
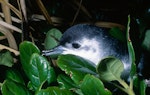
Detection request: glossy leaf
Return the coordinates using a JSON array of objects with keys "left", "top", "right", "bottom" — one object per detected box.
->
[
  {"left": 36, "top": 87, "right": 73, "bottom": 95},
  {"left": 142, "top": 29, "right": 150, "bottom": 52},
  {"left": 0, "top": 50, "right": 14, "bottom": 67},
  {"left": 57, "top": 74, "right": 78, "bottom": 89},
  {"left": 1, "top": 79, "right": 30, "bottom": 95},
  {"left": 109, "top": 27, "right": 126, "bottom": 42},
  {"left": 19, "top": 41, "right": 40, "bottom": 77},
  {"left": 81, "top": 74, "right": 112, "bottom": 95},
  {"left": 47, "top": 66, "right": 56, "bottom": 84},
  {"left": 133, "top": 76, "right": 147, "bottom": 95},
  {"left": 57, "top": 54, "right": 97, "bottom": 84},
  {"left": 44, "top": 28, "right": 62, "bottom": 49},
  {"left": 6, "top": 69, "right": 24, "bottom": 85},
  {"left": 28, "top": 53, "right": 49, "bottom": 90},
  {"left": 27, "top": 81, "right": 35, "bottom": 91},
  {"left": 97, "top": 57, "right": 124, "bottom": 81},
  {"left": 126, "top": 16, "right": 136, "bottom": 77}
]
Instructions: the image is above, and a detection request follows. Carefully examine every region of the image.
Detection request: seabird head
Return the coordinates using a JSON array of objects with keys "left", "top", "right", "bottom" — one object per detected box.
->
[{"left": 42, "top": 24, "right": 131, "bottom": 80}]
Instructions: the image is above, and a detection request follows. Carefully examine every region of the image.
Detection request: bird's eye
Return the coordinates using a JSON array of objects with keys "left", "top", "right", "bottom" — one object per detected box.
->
[{"left": 72, "top": 43, "right": 81, "bottom": 49}]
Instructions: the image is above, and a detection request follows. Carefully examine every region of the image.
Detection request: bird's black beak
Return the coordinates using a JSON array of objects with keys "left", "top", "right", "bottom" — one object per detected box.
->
[{"left": 42, "top": 46, "right": 65, "bottom": 58}]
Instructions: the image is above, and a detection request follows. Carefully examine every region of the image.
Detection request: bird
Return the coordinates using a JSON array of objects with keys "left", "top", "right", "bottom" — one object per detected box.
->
[{"left": 42, "top": 24, "right": 131, "bottom": 80}]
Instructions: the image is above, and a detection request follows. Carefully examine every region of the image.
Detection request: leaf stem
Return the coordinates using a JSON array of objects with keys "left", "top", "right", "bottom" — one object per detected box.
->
[
  {"left": 117, "top": 78, "right": 135, "bottom": 95},
  {"left": 118, "top": 78, "right": 128, "bottom": 89},
  {"left": 130, "top": 78, "right": 133, "bottom": 90},
  {"left": 0, "top": 82, "right": 3, "bottom": 87}
]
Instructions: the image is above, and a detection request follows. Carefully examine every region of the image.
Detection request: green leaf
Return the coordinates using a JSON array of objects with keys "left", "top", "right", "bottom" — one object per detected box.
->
[
  {"left": 6, "top": 69, "right": 25, "bottom": 85},
  {"left": 109, "top": 27, "right": 126, "bottom": 42},
  {"left": 133, "top": 76, "right": 147, "bottom": 95},
  {"left": 27, "top": 81, "right": 35, "bottom": 91},
  {"left": 142, "top": 29, "right": 150, "bottom": 52},
  {"left": 44, "top": 28, "right": 62, "bottom": 49},
  {"left": 81, "top": 74, "right": 112, "bottom": 95},
  {"left": 28, "top": 53, "right": 49, "bottom": 90},
  {"left": 19, "top": 41, "right": 40, "bottom": 76},
  {"left": 47, "top": 66, "right": 56, "bottom": 84},
  {"left": 0, "top": 50, "right": 14, "bottom": 67},
  {"left": 57, "top": 54, "right": 97, "bottom": 84},
  {"left": 57, "top": 74, "right": 78, "bottom": 89},
  {"left": 1, "top": 79, "right": 30, "bottom": 95},
  {"left": 36, "top": 87, "right": 73, "bottom": 95},
  {"left": 96, "top": 57, "right": 124, "bottom": 81},
  {"left": 126, "top": 15, "right": 136, "bottom": 77}
]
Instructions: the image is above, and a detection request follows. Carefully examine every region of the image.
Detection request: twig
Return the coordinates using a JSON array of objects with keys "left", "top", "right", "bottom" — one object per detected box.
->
[
  {"left": 0, "top": 0, "right": 22, "bottom": 19},
  {"left": 71, "top": 0, "right": 92, "bottom": 20},
  {"left": 31, "top": 14, "right": 64, "bottom": 26},
  {"left": 95, "top": 21, "right": 126, "bottom": 31},
  {"left": 0, "top": 20, "right": 22, "bottom": 33},
  {"left": 19, "top": 0, "right": 27, "bottom": 21},
  {"left": 0, "top": 36, "right": 6, "bottom": 40},
  {"left": 71, "top": 0, "right": 82, "bottom": 25},
  {"left": 1, "top": 0, "right": 12, "bottom": 29},
  {"left": 36, "top": 0, "right": 52, "bottom": 25},
  {"left": 0, "top": 25, "right": 18, "bottom": 50},
  {"left": 0, "top": 12, "right": 21, "bottom": 23},
  {"left": 0, "top": 44, "right": 19, "bottom": 56}
]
